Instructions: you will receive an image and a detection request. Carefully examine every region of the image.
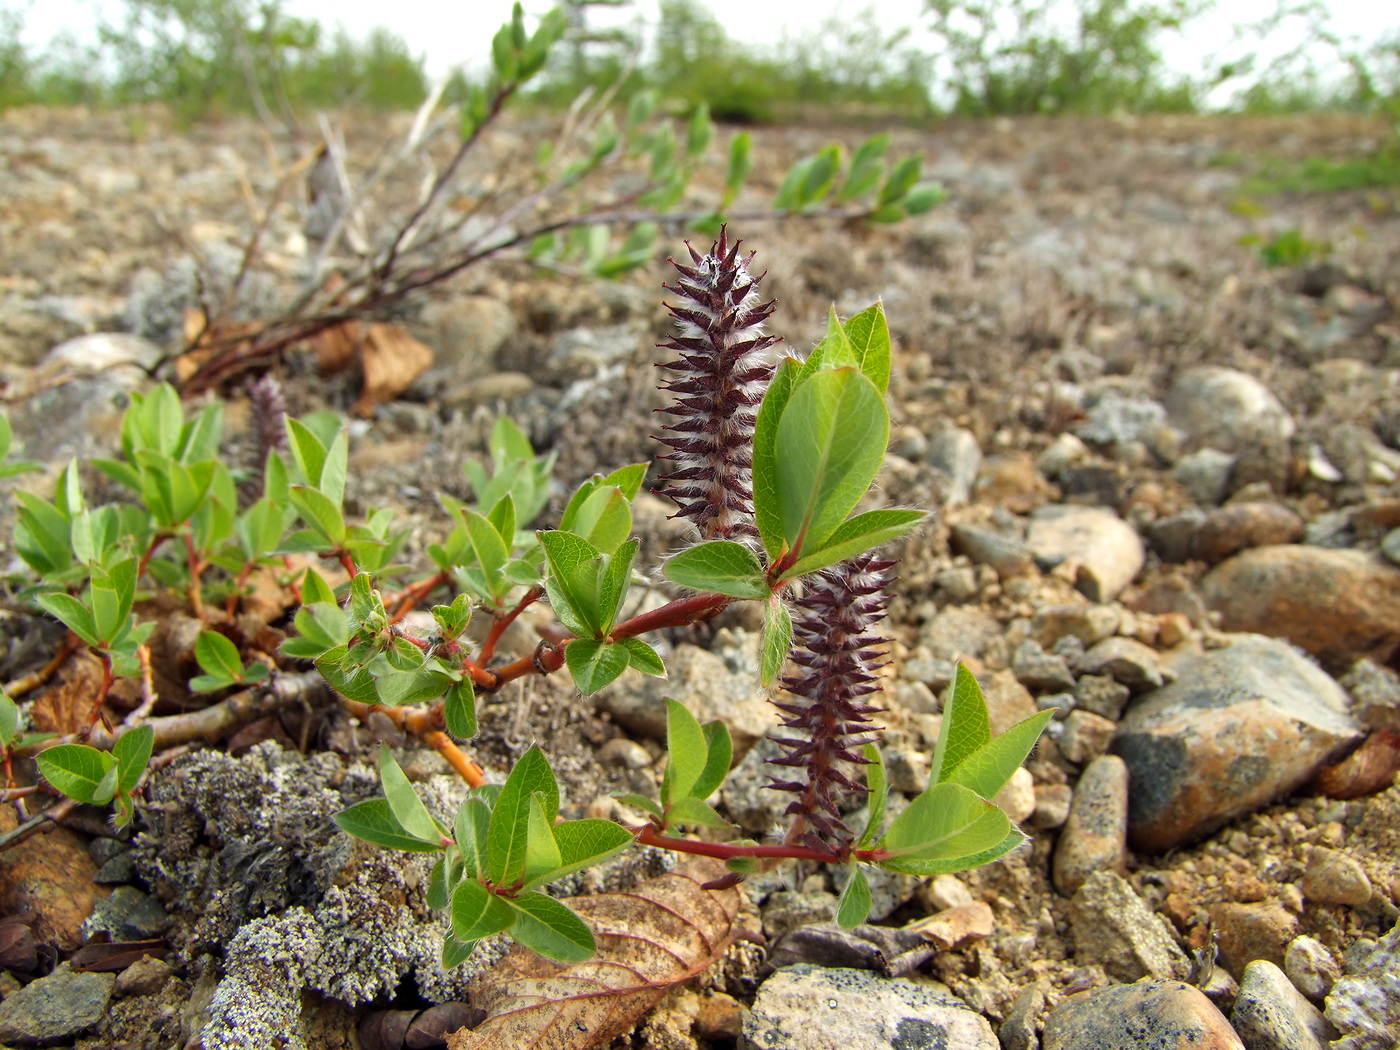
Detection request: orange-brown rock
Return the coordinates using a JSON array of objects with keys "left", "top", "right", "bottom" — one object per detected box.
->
[{"left": 1200, "top": 546, "right": 1400, "bottom": 668}]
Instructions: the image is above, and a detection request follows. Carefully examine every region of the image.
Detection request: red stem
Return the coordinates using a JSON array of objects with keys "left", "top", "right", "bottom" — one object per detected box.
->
[
  {"left": 338, "top": 551, "right": 358, "bottom": 578},
  {"left": 631, "top": 824, "right": 843, "bottom": 865},
  {"left": 183, "top": 532, "right": 205, "bottom": 619},
  {"left": 478, "top": 586, "right": 541, "bottom": 665},
  {"left": 387, "top": 570, "right": 449, "bottom": 625}
]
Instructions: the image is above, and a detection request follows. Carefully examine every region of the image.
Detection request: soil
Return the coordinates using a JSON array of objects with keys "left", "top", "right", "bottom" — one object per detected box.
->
[{"left": 1, "top": 104, "right": 1398, "bottom": 1048}]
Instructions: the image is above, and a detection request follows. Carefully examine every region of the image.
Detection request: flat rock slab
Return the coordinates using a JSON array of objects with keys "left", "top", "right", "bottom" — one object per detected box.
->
[
  {"left": 1026, "top": 505, "right": 1144, "bottom": 602},
  {"left": 0, "top": 963, "right": 114, "bottom": 1045},
  {"left": 1043, "top": 979, "right": 1244, "bottom": 1050},
  {"left": 1200, "top": 546, "right": 1400, "bottom": 668},
  {"left": 744, "top": 964, "right": 998, "bottom": 1050},
  {"left": 1114, "top": 635, "right": 1362, "bottom": 852},
  {"left": 1067, "top": 871, "right": 1189, "bottom": 982}
]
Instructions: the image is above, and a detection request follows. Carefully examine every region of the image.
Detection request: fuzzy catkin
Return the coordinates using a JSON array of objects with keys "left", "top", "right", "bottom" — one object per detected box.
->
[
  {"left": 654, "top": 227, "right": 780, "bottom": 542},
  {"left": 767, "top": 552, "right": 893, "bottom": 852}
]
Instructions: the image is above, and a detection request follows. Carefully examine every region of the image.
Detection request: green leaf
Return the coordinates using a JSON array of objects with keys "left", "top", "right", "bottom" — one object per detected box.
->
[
  {"left": 548, "top": 819, "right": 635, "bottom": 881},
  {"left": 315, "top": 647, "right": 379, "bottom": 703},
  {"left": 876, "top": 782, "right": 1011, "bottom": 875},
  {"left": 301, "top": 569, "right": 338, "bottom": 607},
  {"left": 0, "top": 692, "right": 19, "bottom": 749},
  {"left": 620, "top": 638, "right": 665, "bottom": 678},
  {"left": 603, "top": 463, "right": 647, "bottom": 501},
  {"left": 320, "top": 429, "right": 349, "bottom": 508},
  {"left": 838, "top": 133, "right": 889, "bottom": 202},
  {"left": 930, "top": 663, "right": 992, "bottom": 786},
  {"left": 380, "top": 744, "right": 446, "bottom": 845},
  {"left": 290, "top": 485, "right": 346, "bottom": 547},
  {"left": 836, "top": 866, "right": 873, "bottom": 928},
  {"left": 36, "top": 592, "right": 99, "bottom": 648},
  {"left": 452, "top": 877, "right": 516, "bottom": 941},
  {"left": 800, "top": 305, "right": 857, "bottom": 378},
  {"left": 455, "top": 797, "right": 492, "bottom": 880},
  {"left": 335, "top": 798, "right": 446, "bottom": 852},
  {"left": 282, "top": 602, "right": 349, "bottom": 658},
  {"left": 463, "top": 509, "right": 510, "bottom": 602},
  {"left": 37, "top": 744, "right": 116, "bottom": 804},
  {"left": 774, "top": 367, "right": 889, "bottom": 557},
  {"left": 376, "top": 669, "right": 452, "bottom": 707},
  {"left": 614, "top": 792, "right": 663, "bottom": 818},
  {"left": 753, "top": 356, "right": 800, "bottom": 559},
  {"left": 664, "top": 796, "right": 730, "bottom": 830},
  {"left": 486, "top": 494, "right": 517, "bottom": 551},
  {"left": 487, "top": 745, "right": 558, "bottom": 886},
  {"left": 427, "top": 855, "right": 451, "bottom": 910},
  {"left": 195, "top": 631, "right": 244, "bottom": 682},
  {"left": 502, "top": 892, "right": 595, "bottom": 962},
  {"left": 662, "top": 541, "right": 768, "bottom": 600},
  {"left": 690, "top": 721, "right": 732, "bottom": 801},
  {"left": 14, "top": 492, "right": 73, "bottom": 575},
  {"left": 442, "top": 934, "right": 478, "bottom": 969},
  {"left": 285, "top": 418, "right": 328, "bottom": 488},
  {"left": 113, "top": 725, "right": 154, "bottom": 794},
  {"left": 564, "top": 639, "right": 629, "bottom": 695},
  {"left": 523, "top": 791, "right": 563, "bottom": 885},
  {"left": 93, "top": 763, "right": 119, "bottom": 806},
  {"left": 878, "top": 154, "right": 921, "bottom": 207},
  {"left": 856, "top": 744, "right": 888, "bottom": 850},
  {"left": 778, "top": 509, "right": 925, "bottom": 582},
  {"left": 444, "top": 680, "right": 477, "bottom": 740},
  {"left": 902, "top": 183, "right": 945, "bottom": 215},
  {"left": 598, "top": 538, "right": 639, "bottom": 634},
  {"left": 663, "top": 697, "right": 708, "bottom": 803},
  {"left": 560, "top": 484, "right": 632, "bottom": 554},
  {"left": 760, "top": 597, "right": 792, "bottom": 687},
  {"left": 725, "top": 132, "right": 753, "bottom": 202},
  {"left": 89, "top": 558, "right": 137, "bottom": 644},
  {"left": 433, "top": 594, "right": 473, "bottom": 639},
  {"left": 841, "top": 302, "right": 891, "bottom": 394},
  {"left": 539, "top": 530, "right": 605, "bottom": 637},
  {"left": 945, "top": 710, "right": 1054, "bottom": 802}
]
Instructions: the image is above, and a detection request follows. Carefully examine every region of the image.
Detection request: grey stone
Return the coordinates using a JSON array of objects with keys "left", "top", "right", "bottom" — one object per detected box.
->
[
  {"left": 116, "top": 955, "right": 173, "bottom": 998},
  {"left": 744, "top": 965, "right": 999, "bottom": 1050},
  {"left": 1032, "top": 604, "right": 1119, "bottom": 648},
  {"left": 1381, "top": 527, "right": 1400, "bottom": 567},
  {"left": 934, "top": 565, "right": 981, "bottom": 601},
  {"left": 82, "top": 885, "right": 169, "bottom": 940},
  {"left": 1165, "top": 366, "right": 1296, "bottom": 454},
  {"left": 1303, "top": 846, "right": 1372, "bottom": 907},
  {"left": 1174, "top": 449, "right": 1237, "bottom": 506},
  {"left": 762, "top": 890, "right": 838, "bottom": 941},
  {"left": 1030, "top": 784, "right": 1073, "bottom": 830},
  {"left": 596, "top": 640, "right": 775, "bottom": 755},
  {"left": 1285, "top": 935, "right": 1340, "bottom": 1005},
  {"left": 1114, "top": 635, "right": 1364, "bottom": 852},
  {"left": 999, "top": 985, "right": 1044, "bottom": 1050},
  {"left": 414, "top": 295, "right": 515, "bottom": 381},
  {"left": 1079, "top": 636, "right": 1164, "bottom": 692},
  {"left": 1026, "top": 505, "right": 1144, "bottom": 602},
  {"left": 0, "top": 963, "right": 115, "bottom": 1045},
  {"left": 1073, "top": 675, "right": 1130, "bottom": 720},
  {"left": 720, "top": 737, "right": 787, "bottom": 835},
  {"left": 1053, "top": 756, "right": 1128, "bottom": 895},
  {"left": 920, "top": 605, "right": 1004, "bottom": 663},
  {"left": 1327, "top": 918, "right": 1400, "bottom": 1050},
  {"left": 1067, "top": 871, "right": 1190, "bottom": 981},
  {"left": 1077, "top": 391, "right": 1168, "bottom": 446},
  {"left": 884, "top": 747, "right": 930, "bottom": 795},
  {"left": 1152, "top": 509, "right": 1210, "bottom": 562},
  {"left": 1012, "top": 640, "right": 1076, "bottom": 692},
  {"left": 902, "top": 655, "right": 958, "bottom": 695},
  {"left": 926, "top": 425, "right": 982, "bottom": 507},
  {"left": 1232, "top": 959, "right": 1335, "bottom": 1050},
  {"left": 950, "top": 523, "right": 1035, "bottom": 579},
  {"left": 1037, "top": 432, "right": 1090, "bottom": 479},
  {"left": 1058, "top": 710, "right": 1117, "bottom": 764},
  {"left": 1043, "top": 979, "right": 1243, "bottom": 1050},
  {"left": 1339, "top": 658, "right": 1400, "bottom": 732}
]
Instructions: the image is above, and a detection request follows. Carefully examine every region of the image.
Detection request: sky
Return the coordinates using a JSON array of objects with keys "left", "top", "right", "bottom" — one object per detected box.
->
[{"left": 11, "top": 0, "right": 1395, "bottom": 87}]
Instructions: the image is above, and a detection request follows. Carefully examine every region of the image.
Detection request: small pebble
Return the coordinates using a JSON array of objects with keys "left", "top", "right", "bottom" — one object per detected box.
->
[
  {"left": 1284, "top": 936, "right": 1339, "bottom": 1004},
  {"left": 1043, "top": 978, "right": 1243, "bottom": 1049},
  {"left": 1303, "top": 846, "right": 1372, "bottom": 907},
  {"left": 1031, "top": 783, "right": 1073, "bottom": 829},
  {"left": 1053, "top": 755, "right": 1129, "bottom": 895},
  {"left": 1231, "top": 959, "right": 1335, "bottom": 1050}
]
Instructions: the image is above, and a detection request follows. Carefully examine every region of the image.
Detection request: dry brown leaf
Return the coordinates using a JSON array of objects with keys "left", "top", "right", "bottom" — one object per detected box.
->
[
  {"left": 175, "top": 309, "right": 264, "bottom": 382},
  {"left": 311, "top": 319, "right": 361, "bottom": 375},
  {"left": 1313, "top": 729, "right": 1400, "bottom": 799},
  {"left": 29, "top": 650, "right": 104, "bottom": 735},
  {"left": 354, "top": 322, "right": 433, "bottom": 416},
  {"left": 447, "top": 856, "right": 744, "bottom": 1050}
]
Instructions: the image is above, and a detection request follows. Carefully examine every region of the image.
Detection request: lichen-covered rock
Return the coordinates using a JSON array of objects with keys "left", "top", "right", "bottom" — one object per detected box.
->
[
  {"left": 1043, "top": 978, "right": 1244, "bottom": 1050},
  {"left": 745, "top": 965, "right": 999, "bottom": 1049},
  {"left": 1231, "top": 959, "right": 1335, "bottom": 1050},
  {"left": 1325, "top": 918, "right": 1400, "bottom": 1050},
  {"left": 1113, "top": 636, "right": 1362, "bottom": 852}
]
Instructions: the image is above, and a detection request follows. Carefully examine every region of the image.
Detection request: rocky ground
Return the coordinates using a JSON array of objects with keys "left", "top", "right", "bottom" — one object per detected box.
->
[{"left": 0, "top": 105, "right": 1399, "bottom": 1049}]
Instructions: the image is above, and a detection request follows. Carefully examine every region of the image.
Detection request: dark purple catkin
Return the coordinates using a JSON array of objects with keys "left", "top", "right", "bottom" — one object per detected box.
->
[
  {"left": 654, "top": 227, "right": 780, "bottom": 542},
  {"left": 767, "top": 552, "right": 894, "bottom": 853},
  {"left": 240, "top": 373, "right": 289, "bottom": 505}
]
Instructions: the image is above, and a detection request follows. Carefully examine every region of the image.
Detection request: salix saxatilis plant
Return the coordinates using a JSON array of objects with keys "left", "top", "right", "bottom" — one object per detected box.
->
[
  {"left": 8, "top": 238, "right": 1047, "bottom": 958},
  {"left": 327, "top": 229, "right": 1054, "bottom": 961}
]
